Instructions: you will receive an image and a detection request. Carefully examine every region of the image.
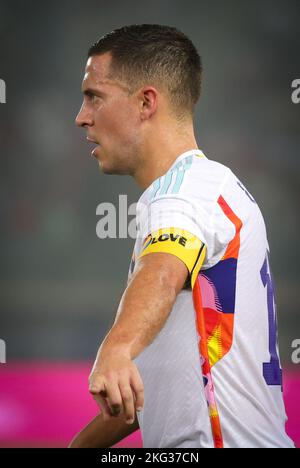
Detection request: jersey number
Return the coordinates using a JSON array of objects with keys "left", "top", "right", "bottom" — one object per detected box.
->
[{"left": 260, "top": 251, "right": 282, "bottom": 387}]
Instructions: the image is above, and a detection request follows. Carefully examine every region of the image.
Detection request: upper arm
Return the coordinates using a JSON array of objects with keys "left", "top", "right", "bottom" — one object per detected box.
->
[
  {"left": 134, "top": 249, "right": 190, "bottom": 295},
  {"left": 136, "top": 227, "right": 207, "bottom": 290}
]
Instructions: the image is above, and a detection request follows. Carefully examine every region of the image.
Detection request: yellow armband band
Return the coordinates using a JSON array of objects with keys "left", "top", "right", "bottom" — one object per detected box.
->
[{"left": 138, "top": 227, "right": 207, "bottom": 288}]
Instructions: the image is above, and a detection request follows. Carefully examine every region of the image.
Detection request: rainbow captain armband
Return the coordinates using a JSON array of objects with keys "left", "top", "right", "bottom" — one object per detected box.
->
[{"left": 138, "top": 227, "right": 207, "bottom": 288}]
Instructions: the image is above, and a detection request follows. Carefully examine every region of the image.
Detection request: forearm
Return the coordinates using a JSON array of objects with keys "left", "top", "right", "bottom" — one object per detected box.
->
[
  {"left": 99, "top": 256, "right": 178, "bottom": 360},
  {"left": 69, "top": 412, "right": 139, "bottom": 448},
  {"left": 88, "top": 253, "right": 188, "bottom": 423}
]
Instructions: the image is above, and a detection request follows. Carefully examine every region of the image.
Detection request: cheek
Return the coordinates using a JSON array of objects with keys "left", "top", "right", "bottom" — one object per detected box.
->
[
  {"left": 113, "top": 111, "right": 139, "bottom": 142},
  {"left": 119, "top": 104, "right": 140, "bottom": 137},
  {"left": 94, "top": 100, "right": 139, "bottom": 144}
]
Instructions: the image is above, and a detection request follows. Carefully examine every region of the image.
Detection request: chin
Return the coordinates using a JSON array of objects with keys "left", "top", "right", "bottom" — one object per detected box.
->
[
  {"left": 98, "top": 161, "right": 109, "bottom": 173},
  {"left": 98, "top": 161, "right": 131, "bottom": 176},
  {"left": 98, "top": 161, "right": 118, "bottom": 175}
]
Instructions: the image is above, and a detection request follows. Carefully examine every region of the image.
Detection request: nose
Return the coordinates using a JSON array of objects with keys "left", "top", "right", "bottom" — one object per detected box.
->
[{"left": 75, "top": 102, "right": 93, "bottom": 128}]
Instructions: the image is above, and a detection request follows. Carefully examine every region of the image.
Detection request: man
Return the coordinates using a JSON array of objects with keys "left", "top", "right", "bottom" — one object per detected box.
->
[{"left": 70, "top": 24, "right": 294, "bottom": 448}]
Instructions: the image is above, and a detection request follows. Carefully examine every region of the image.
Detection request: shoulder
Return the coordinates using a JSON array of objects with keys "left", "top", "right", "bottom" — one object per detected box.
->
[
  {"left": 140, "top": 153, "right": 232, "bottom": 210},
  {"left": 180, "top": 155, "right": 232, "bottom": 198}
]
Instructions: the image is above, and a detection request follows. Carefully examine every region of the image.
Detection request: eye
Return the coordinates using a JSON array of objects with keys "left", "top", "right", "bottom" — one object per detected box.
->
[
  {"left": 85, "top": 91, "right": 97, "bottom": 102},
  {"left": 83, "top": 90, "right": 104, "bottom": 106},
  {"left": 92, "top": 94, "right": 102, "bottom": 104}
]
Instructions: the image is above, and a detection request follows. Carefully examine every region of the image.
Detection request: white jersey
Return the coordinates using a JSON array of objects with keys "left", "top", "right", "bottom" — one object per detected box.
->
[{"left": 128, "top": 149, "right": 294, "bottom": 448}]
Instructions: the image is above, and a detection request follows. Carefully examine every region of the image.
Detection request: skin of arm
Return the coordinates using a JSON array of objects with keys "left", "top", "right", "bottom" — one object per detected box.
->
[
  {"left": 68, "top": 411, "right": 139, "bottom": 448},
  {"left": 88, "top": 251, "right": 189, "bottom": 426}
]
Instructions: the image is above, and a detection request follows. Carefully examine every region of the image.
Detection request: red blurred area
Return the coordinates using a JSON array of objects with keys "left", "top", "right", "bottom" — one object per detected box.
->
[{"left": 0, "top": 362, "right": 298, "bottom": 448}]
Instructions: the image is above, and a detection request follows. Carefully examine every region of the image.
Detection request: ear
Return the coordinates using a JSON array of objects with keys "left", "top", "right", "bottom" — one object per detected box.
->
[{"left": 138, "top": 86, "right": 158, "bottom": 120}]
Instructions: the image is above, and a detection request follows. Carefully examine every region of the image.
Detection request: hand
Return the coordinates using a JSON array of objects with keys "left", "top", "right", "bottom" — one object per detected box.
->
[{"left": 88, "top": 348, "right": 144, "bottom": 425}]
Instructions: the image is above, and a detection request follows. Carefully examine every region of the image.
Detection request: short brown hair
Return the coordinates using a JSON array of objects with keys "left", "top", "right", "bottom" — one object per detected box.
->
[{"left": 88, "top": 24, "right": 202, "bottom": 117}]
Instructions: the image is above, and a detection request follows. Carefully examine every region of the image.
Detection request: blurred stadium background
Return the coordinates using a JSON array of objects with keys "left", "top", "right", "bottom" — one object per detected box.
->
[{"left": 0, "top": 0, "right": 299, "bottom": 448}]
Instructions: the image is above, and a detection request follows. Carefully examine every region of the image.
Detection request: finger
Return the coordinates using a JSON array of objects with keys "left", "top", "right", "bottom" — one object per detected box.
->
[
  {"left": 103, "top": 377, "right": 123, "bottom": 417},
  {"left": 130, "top": 370, "right": 144, "bottom": 411},
  {"left": 92, "top": 392, "right": 112, "bottom": 420},
  {"left": 88, "top": 376, "right": 112, "bottom": 420},
  {"left": 89, "top": 372, "right": 105, "bottom": 395},
  {"left": 119, "top": 378, "right": 136, "bottom": 424}
]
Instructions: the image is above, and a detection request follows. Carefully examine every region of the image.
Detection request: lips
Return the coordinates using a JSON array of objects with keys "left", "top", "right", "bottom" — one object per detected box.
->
[
  {"left": 87, "top": 136, "right": 101, "bottom": 158},
  {"left": 86, "top": 136, "right": 99, "bottom": 144},
  {"left": 91, "top": 146, "right": 101, "bottom": 158}
]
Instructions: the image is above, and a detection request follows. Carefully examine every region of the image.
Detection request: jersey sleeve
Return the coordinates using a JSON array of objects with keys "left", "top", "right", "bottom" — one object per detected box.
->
[
  {"left": 137, "top": 194, "right": 209, "bottom": 288},
  {"left": 136, "top": 165, "right": 236, "bottom": 287}
]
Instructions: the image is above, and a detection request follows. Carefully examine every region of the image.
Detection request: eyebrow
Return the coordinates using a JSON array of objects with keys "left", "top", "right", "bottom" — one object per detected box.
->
[{"left": 82, "top": 86, "right": 106, "bottom": 96}]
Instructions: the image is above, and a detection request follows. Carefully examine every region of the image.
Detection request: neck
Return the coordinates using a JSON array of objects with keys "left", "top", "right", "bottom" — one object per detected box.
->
[{"left": 133, "top": 121, "right": 199, "bottom": 190}]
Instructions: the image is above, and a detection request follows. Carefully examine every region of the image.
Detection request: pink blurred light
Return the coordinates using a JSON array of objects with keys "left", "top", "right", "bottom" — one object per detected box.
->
[{"left": 0, "top": 362, "right": 298, "bottom": 448}]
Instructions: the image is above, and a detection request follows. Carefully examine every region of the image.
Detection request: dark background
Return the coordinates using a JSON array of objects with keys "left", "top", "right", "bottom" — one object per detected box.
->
[{"left": 0, "top": 0, "right": 299, "bottom": 364}]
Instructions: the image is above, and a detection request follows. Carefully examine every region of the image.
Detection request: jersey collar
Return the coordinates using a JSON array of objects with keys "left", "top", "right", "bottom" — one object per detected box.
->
[{"left": 168, "top": 149, "right": 206, "bottom": 171}]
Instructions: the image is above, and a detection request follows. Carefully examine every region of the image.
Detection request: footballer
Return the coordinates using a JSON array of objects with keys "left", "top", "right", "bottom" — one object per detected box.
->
[{"left": 70, "top": 24, "right": 294, "bottom": 448}]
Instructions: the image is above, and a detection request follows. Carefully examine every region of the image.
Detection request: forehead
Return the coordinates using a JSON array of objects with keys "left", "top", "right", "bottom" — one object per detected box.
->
[{"left": 82, "top": 53, "right": 120, "bottom": 91}]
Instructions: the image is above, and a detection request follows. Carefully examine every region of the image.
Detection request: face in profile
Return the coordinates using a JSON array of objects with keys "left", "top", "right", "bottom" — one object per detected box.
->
[{"left": 76, "top": 52, "right": 143, "bottom": 175}]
